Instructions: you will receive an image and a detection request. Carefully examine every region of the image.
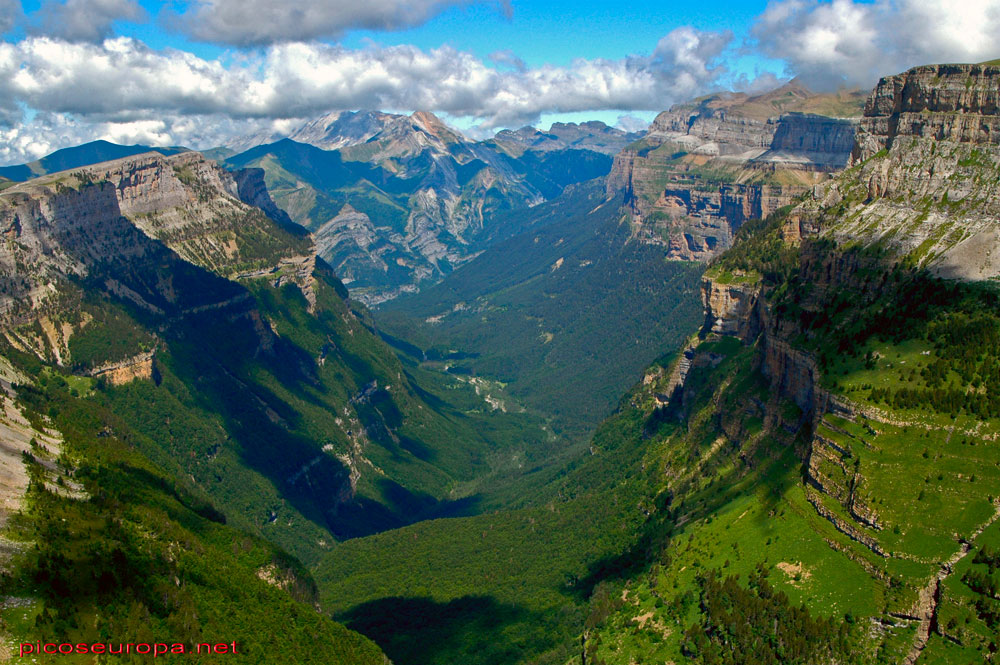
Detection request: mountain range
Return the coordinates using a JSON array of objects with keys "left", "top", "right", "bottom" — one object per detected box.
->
[
  {"left": 218, "top": 110, "right": 640, "bottom": 304},
  {"left": 1, "top": 64, "right": 999, "bottom": 665}
]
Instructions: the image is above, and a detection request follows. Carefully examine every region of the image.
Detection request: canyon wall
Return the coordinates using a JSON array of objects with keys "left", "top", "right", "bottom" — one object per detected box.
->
[
  {"left": 0, "top": 151, "right": 308, "bottom": 363},
  {"left": 788, "top": 63, "right": 1000, "bottom": 281},
  {"left": 607, "top": 86, "right": 861, "bottom": 261}
]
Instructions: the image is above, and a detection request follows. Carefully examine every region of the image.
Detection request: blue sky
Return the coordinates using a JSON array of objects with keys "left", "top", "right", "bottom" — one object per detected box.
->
[
  {"left": 0, "top": 0, "right": 997, "bottom": 164},
  {"left": 63, "top": 0, "right": 776, "bottom": 64}
]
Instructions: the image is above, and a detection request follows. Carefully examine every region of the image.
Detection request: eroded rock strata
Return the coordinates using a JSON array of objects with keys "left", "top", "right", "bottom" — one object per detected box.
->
[{"left": 606, "top": 82, "right": 864, "bottom": 261}]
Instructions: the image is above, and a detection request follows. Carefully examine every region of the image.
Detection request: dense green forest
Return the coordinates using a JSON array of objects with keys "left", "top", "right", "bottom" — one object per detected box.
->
[
  {"left": 2, "top": 346, "right": 385, "bottom": 664},
  {"left": 377, "top": 182, "right": 705, "bottom": 432}
]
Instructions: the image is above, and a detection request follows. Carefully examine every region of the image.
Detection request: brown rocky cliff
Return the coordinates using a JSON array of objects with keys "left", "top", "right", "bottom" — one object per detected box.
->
[
  {"left": 852, "top": 62, "right": 1000, "bottom": 163},
  {"left": 79, "top": 152, "right": 313, "bottom": 278},
  {"left": 699, "top": 272, "right": 819, "bottom": 414},
  {"left": 609, "top": 104, "right": 859, "bottom": 261},
  {"left": 700, "top": 277, "right": 762, "bottom": 338},
  {"left": 788, "top": 63, "right": 1000, "bottom": 281}
]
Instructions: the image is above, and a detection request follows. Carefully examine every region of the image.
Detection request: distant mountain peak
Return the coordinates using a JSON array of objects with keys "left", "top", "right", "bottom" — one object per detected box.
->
[
  {"left": 667, "top": 79, "right": 865, "bottom": 123},
  {"left": 491, "top": 121, "right": 643, "bottom": 155},
  {"left": 409, "top": 110, "right": 463, "bottom": 144}
]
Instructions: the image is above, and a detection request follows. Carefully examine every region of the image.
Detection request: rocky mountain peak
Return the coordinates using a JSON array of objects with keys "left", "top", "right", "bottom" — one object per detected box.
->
[
  {"left": 409, "top": 110, "right": 462, "bottom": 144},
  {"left": 290, "top": 109, "right": 412, "bottom": 152},
  {"left": 223, "top": 109, "right": 412, "bottom": 154}
]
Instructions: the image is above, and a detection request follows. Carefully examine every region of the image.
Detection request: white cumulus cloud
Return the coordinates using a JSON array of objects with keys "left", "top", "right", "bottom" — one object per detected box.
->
[
  {"left": 751, "top": 0, "right": 1000, "bottom": 89},
  {"left": 0, "top": 28, "right": 733, "bottom": 163},
  {"left": 176, "top": 0, "right": 511, "bottom": 46}
]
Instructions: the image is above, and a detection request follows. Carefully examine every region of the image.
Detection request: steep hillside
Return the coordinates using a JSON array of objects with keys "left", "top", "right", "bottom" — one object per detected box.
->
[
  {"left": 579, "top": 63, "right": 1000, "bottom": 665},
  {"left": 788, "top": 62, "right": 1000, "bottom": 280},
  {"left": 0, "top": 361, "right": 387, "bottom": 664},
  {"left": 224, "top": 113, "right": 620, "bottom": 305},
  {"left": 606, "top": 81, "right": 865, "bottom": 261}
]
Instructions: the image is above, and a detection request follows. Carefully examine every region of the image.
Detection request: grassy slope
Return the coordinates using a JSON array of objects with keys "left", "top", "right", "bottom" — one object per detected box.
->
[
  {"left": 325, "top": 204, "right": 1000, "bottom": 665},
  {"left": 1, "top": 350, "right": 384, "bottom": 665},
  {"left": 583, "top": 213, "right": 1000, "bottom": 664}
]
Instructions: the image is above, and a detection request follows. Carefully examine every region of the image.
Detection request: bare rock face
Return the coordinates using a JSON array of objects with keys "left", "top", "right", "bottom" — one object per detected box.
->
[
  {"left": 232, "top": 167, "right": 298, "bottom": 228},
  {"left": 754, "top": 113, "right": 858, "bottom": 170},
  {"left": 793, "top": 63, "right": 1000, "bottom": 281},
  {"left": 608, "top": 83, "right": 862, "bottom": 262},
  {"left": 82, "top": 152, "right": 313, "bottom": 279},
  {"left": 0, "top": 151, "right": 312, "bottom": 363},
  {"left": 700, "top": 276, "right": 761, "bottom": 338},
  {"left": 852, "top": 63, "right": 1000, "bottom": 162},
  {"left": 648, "top": 107, "right": 773, "bottom": 152}
]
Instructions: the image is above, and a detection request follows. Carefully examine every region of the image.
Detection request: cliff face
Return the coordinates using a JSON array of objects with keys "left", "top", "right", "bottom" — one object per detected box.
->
[
  {"left": 787, "top": 63, "right": 1000, "bottom": 281},
  {"left": 852, "top": 63, "right": 1000, "bottom": 160},
  {"left": 700, "top": 276, "right": 762, "bottom": 338},
  {"left": 607, "top": 83, "right": 862, "bottom": 261},
  {"left": 0, "top": 151, "right": 311, "bottom": 362},
  {"left": 754, "top": 113, "right": 859, "bottom": 169}
]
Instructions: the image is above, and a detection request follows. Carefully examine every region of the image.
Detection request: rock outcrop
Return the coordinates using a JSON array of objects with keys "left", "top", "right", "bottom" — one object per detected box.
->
[
  {"left": 88, "top": 352, "right": 155, "bottom": 385},
  {"left": 783, "top": 63, "right": 1000, "bottom": 281},
  {"left": 606, "top": 82, "right": 863, "bottom": 261},
  {"left": 0, "top": 151, "right": 311, "bottom": 365},
  {"left": 700, "top": 276, "right": 761, "bottom": 338}
]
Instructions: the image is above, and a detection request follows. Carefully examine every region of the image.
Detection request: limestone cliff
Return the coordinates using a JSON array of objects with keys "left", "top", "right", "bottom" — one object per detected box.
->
[
  {"left": 606, "top": 81, "right": 863, "bottom": 261},
  {"left": 661, "top": 64, "right": 1000, "bottom": 652},
  {"left": 0, "top": 151, "right": 310, "bottom": 365},
  {"left": 787, "top": 63, "right": 1000, "bottom": 280}
]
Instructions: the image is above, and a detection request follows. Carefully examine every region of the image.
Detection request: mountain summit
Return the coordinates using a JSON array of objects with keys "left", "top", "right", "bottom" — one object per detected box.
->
[{"left": 224, "top": 110, "right": 623, "bottom": 303}]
